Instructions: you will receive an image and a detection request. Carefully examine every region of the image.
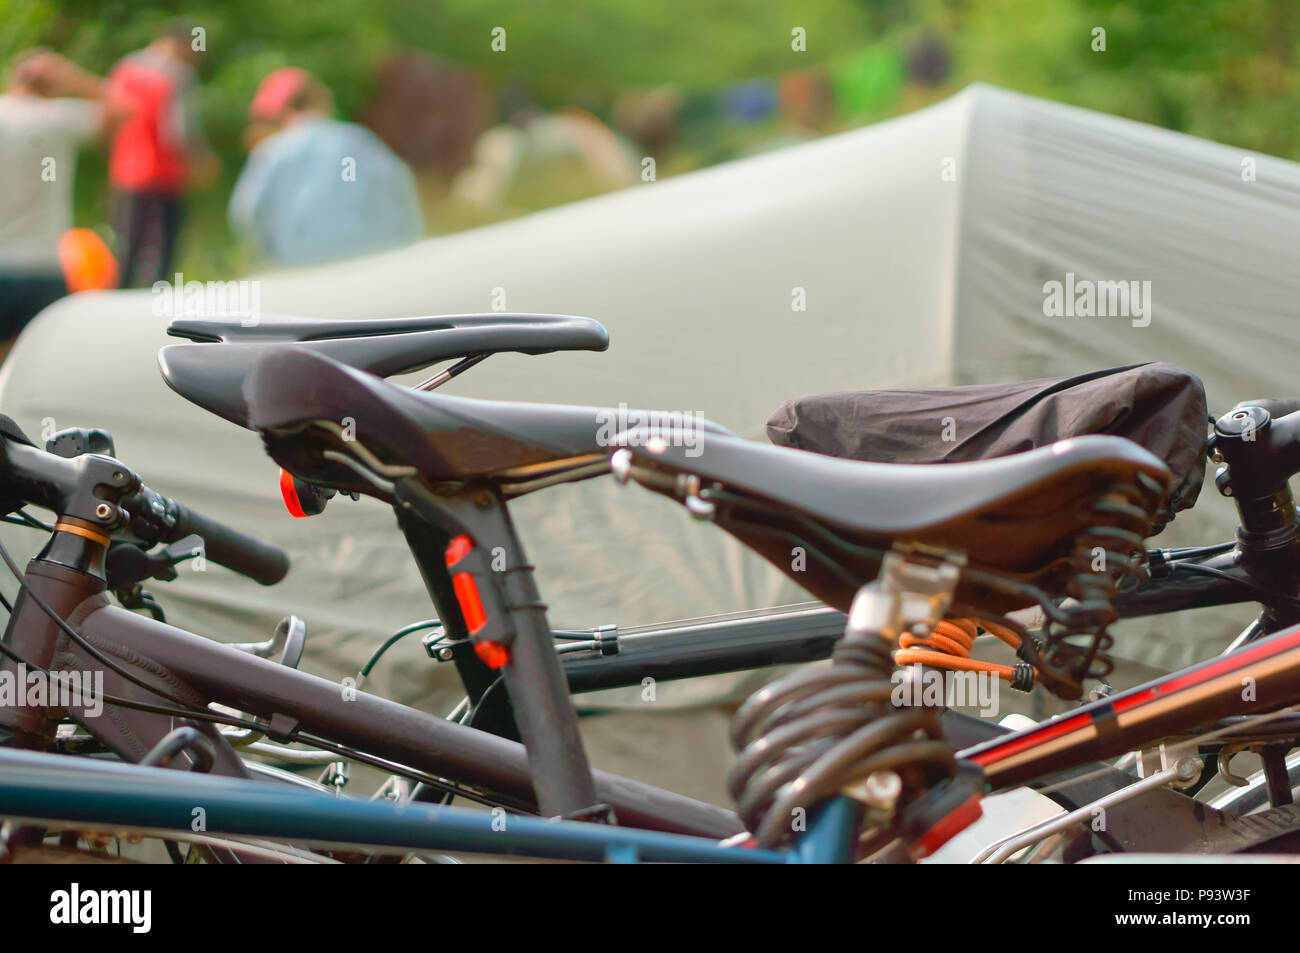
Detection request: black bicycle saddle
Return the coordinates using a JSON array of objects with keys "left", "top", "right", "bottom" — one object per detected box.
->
[
  {"left": 167, "top": 311, "right": 608, "bottom": 350},
  {"left": 241, "top": 346, "right": 733, "bottom": 494},
  {"left": 615, "top": 427, "right": 1172, "bottom": 614},
  {"left": 159, "top": 312, "right": 609, "bottom": 427}
]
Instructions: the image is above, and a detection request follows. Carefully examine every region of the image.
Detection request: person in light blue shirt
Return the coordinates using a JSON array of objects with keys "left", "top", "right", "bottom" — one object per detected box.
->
[{"left": 229, "top": 68, "right": 423, "bottom": 267}]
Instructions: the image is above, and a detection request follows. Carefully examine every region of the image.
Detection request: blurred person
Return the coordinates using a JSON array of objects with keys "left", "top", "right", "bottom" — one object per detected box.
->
[
  {"left": 0, "top": 49, "right": 106, "bottom": 358},
  {"left": 105, "top": 20, "right": 220, "bottom": 287},
  {"left": 361, "top": 50, "right": 490, "bottom": 178},
  {"left": 718, "top": 80, "right": 778, "bottom": 122},
  {"left": 907, "top": 31, "right": 952, "bottom": 88},
  {"left": 229, "top": 68, "right": 423, "bottom": 267},
  {"left": 611, "top": 86, "right": 682, "bottom": 158},
  {"left": 778, "top": 68, "right": 835, "bottom": 133},
  {"left": 451, "top": 106, "right": 637, "bottom": 207}
]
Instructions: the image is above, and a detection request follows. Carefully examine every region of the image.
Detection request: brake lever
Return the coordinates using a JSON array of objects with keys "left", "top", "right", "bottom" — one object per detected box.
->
[
  {"left": 105, "top": 534, "right": 204, "bottom": 590},
  {"left": 106, "top": 535, "right": 205, "bottom": 622}
]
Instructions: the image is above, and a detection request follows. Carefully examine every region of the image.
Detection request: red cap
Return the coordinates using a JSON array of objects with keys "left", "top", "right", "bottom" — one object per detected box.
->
[{"left": 249, "top": 67, "right": 312, "bottom": 122}]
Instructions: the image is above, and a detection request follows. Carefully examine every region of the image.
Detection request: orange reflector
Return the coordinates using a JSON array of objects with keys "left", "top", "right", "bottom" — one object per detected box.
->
[
  {"left": 474, "top": 640, "right": 510, "bottom": 669},
  {"left": 445, "top": 534, "right": 473, "bottom": 566},
  {"left": 59, "top": 228, "right": 118, "bottom": 293},
  {"left": 279, "top": 468, "right": 308, "bottom": 518}
]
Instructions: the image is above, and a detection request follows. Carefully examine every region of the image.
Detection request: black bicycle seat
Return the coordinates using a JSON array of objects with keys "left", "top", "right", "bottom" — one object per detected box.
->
[
  {"left": 168, "top": 311, "right": 608, "bottom": 352},
  {"left": 617, "top": 428, "right": 1171, "bottom": 613},
  {"left": 242, "top": 346, "right": 733, "bottom": 493},
  {"left": 159, "top": 313, "right": 609, "bottom": 428}
]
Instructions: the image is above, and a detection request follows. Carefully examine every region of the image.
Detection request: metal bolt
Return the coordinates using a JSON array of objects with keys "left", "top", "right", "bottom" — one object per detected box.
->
[
  {"left": 1089, "top": 682, "right": 1116, "bottom": 702},
  {"left": 1173, "top": 757, "right": 1202, "bottom": 788},
  {"left": 437, "top": 647, "right": 455, "bottom": 661},
  {"left": 858, "top": 770, "right": 903, "bottom": 811},
  {"left": 94, "top": 503, "right": 113, "bottom": 521}
]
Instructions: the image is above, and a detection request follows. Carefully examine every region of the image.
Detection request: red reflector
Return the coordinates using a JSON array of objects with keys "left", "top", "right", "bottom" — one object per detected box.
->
[
  {"left": 452, "top": 572, "right": 487, "bottom": 634},
  {"left": 445, "top": 535, "right": 492, "bottom": 639},
  {"left": 474, "top": 640, "right": 510, "bottom": 669},
  {"left": 279, "top": 468, "right": 308, "bottom": 518},
  {"left": 445, "top": 534, "right": 474, "bottom": 566}
]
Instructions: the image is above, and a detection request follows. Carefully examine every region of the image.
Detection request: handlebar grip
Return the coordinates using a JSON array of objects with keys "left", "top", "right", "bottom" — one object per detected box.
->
[
  {"left": 1233, "top": 398, "right": 1300, "bottom": 419},
  {"left": 168, "top": 502, "right": 290, "bottom": 585}
]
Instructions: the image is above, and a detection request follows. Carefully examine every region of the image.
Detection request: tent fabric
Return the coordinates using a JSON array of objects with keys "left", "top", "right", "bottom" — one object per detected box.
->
[
  {"left": 765, "top": 361, "right": 1209, "bottom": 531},
  {"left": 0, "top": 83, "right": 1296, "bottom": 715}
]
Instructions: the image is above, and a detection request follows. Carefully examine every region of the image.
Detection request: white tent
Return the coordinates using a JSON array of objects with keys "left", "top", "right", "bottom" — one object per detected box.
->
[{"left": 2, "top": 83, "right": 1298, "bottom": 712}]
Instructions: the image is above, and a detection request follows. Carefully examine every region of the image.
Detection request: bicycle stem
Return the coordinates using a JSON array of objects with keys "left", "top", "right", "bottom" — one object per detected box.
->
[{"left": 1211, "top": 406, "right": 1300, "bottom": 627}]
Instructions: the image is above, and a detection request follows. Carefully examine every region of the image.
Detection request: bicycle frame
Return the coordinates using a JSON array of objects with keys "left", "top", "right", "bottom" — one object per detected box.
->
[
  {"left": 962, "top": 618, "right": 1300, "bottom": 789},
  {"left": 15, "top": 564, "right": 1300, "bottom": 861},
  {"left": 7, "top": 480, "right": 1291, "bottom": 839},
  {"left": 0, "top": 567, "right": 741, "bottom": 838},
  {"left": 14, "top": 535, "right": 1300, "bottom": 855}
]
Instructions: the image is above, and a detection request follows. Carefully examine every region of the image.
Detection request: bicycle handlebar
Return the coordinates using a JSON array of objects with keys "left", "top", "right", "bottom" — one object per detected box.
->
[
  {"left": 122, "top": 486, "right": 289, "bottom": 586},
  {"left": 0, "top": 431, "right": 288, "bottom": 587},
  {"left": 174, "top": 503, "right": 288, "bottom": 586}
]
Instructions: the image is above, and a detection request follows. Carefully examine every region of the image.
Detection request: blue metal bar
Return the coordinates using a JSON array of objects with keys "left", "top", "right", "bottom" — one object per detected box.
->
[
  {"left": 794, "top": 797, "right": 859, "bottom": 864},
  {"left": 0, "top": 748, "right": 788, "bottom": 864}
]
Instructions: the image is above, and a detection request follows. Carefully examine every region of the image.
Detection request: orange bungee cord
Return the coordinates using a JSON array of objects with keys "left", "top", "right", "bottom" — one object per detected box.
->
[{"left": 895, "top": 618, "right": 1037, "bottom": 690}]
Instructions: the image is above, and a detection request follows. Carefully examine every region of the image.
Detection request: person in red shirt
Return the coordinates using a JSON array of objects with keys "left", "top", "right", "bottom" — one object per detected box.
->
[{"left": 104, "top": 21, "right": 218, "bottom": 287}]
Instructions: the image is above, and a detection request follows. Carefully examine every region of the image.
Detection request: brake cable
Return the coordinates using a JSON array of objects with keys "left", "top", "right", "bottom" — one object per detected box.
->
[
  {"left": 357, "top": 619, "right": 441, "bottom": 687},
  {"left": 0, "top": 636, "right": 264, "bottom": 733},
  {"left": 2, "top": 509, "right": 52, "bottom": 532},
  {"left": 1168, "top": 560, "right": 1300, "bottom": 611}
]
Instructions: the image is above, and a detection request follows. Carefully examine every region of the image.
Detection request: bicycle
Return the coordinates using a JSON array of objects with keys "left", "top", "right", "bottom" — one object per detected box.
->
[
  {"left": 4, "top": 316, "right": 1300, "bottom": 862},
  {"left": 186, "top": 339, "right": 1300, "bottom": 858}
]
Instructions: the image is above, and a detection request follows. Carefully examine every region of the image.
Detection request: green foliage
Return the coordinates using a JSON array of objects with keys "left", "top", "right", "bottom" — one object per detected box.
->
[
  {"left": 953, "top": 0, "right": 1300, "bottom": 156},
  {"left": 4, "top": 0, "right": 1299, "bottom": 279}
]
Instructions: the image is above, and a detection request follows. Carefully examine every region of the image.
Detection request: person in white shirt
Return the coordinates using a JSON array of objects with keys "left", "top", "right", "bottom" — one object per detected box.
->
[{"left": 0, "top": 49, "right": 104, "bottom": 354}]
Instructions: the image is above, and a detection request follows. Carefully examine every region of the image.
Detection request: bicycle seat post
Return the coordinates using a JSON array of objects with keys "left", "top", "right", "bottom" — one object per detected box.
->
[{"left": 395, "top": 477, "right": 604, "bottom": 821}]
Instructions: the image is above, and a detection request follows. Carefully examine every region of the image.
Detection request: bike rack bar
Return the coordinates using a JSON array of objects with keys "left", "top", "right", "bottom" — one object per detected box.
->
[
  {"left": 0, "top": 748, "right": 787, "bottom": 864},
  {"left": 562, "top": 605, "right": 847, "bottom": 694}
]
